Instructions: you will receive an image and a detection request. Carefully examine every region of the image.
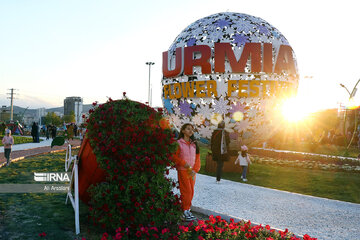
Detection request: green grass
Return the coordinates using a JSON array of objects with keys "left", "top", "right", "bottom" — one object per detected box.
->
[
  {"left": 0, "top": 151, "right": 104, "bottom": 240},
  {"left": 270, "top": 141, "right": 360, "bottom": 158},
  {"left": 0, "top": 135, "right": 41, "bottom": 146},
  {"left": 198, "top": 145, "right": 360, "bottom": 204}
]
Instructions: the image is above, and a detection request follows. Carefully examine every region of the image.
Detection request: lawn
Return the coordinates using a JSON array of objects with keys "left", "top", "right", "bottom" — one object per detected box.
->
[
  {"left": 0, "top": 151, "right": 103, "bottom": 240},
  {"left": 266, "top": 141, "right": 360, "bottom": 158},
  {"left": 198, "top": 145, "right": 360, "bottom": 204},
  {"left": 0, "top": 135, "right": 39, "bottom": 146}
]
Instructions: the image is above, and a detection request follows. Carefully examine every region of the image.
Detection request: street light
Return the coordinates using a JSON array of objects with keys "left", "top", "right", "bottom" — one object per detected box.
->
[
  {"left": 340, "top": 79, "right": 360, "bottom": 150},
  {"left": 146, "top": 62, "right": 155, "bottom": 107}
]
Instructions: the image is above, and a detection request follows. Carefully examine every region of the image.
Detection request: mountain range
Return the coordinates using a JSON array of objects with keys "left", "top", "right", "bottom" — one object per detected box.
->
[{"left": 3, "top": 104, "right": 94, "bottom": 117}]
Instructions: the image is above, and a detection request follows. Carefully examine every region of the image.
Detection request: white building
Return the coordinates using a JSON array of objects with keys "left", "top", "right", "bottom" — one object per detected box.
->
[
  {"left": 64, "top": 97, "right": 83, "bottom": 124},
  {"left": 36, "top": 108, "right": 46, "bottom": 125}
]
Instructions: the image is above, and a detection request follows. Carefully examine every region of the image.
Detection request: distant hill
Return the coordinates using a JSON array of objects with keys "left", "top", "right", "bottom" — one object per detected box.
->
[{"left": 4, "top": 104, "right": 93, "bottom": 117}]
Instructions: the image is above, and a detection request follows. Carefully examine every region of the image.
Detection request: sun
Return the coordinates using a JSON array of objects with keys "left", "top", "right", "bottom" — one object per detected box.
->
[{"left": 281, "top": 97, "right": 311, "bottom": 122}]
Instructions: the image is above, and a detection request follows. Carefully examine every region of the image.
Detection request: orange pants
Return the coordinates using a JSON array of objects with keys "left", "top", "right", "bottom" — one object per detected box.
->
[{"left": 177, "top": 170, "right": 196, "bottom": 211}]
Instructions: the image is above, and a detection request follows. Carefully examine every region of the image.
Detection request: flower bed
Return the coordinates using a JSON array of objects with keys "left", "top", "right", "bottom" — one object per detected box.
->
[
  {"left": 250, "top": 148, "right": 360, "bottom": 172},
  {"left": 99, "top": 215, "right": 317, "bottom": 240}
]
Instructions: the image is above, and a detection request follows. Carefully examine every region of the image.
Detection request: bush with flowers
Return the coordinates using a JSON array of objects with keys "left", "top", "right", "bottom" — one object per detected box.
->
[{"left": 84, "top": 98, "right": 182, "bottom": 236}]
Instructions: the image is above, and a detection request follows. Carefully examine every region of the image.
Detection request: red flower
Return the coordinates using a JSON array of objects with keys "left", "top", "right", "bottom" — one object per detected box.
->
[
  {"left": 178, "top": 226, "right": 189, "bottom": 232},
  {"left": 101, "top": 232, "right": 109, "bottom": 240},
  {"left": 38, "top": 232, "right": 46, "bottom": 237}
]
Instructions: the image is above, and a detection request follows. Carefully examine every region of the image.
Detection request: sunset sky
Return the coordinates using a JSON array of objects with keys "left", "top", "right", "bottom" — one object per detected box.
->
[{"left": 1, "top": 0, "right": 359, "bottom": 112}]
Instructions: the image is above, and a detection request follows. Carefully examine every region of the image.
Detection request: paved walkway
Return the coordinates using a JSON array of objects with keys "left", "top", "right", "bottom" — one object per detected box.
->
[
  {"left": 1, "top": 140, "right": 359, "bottom": 239},
  {"left": 168, "top": 171, "right": 360, "bottom": 240},
  {"left": 0, "top": 138, "right": 81, "bottom": 166}
]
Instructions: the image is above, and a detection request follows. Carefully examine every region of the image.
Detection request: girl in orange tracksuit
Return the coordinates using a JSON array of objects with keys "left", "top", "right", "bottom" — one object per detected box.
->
[{"left": 173, "top": 123, "right": 200, "bottom": 221}]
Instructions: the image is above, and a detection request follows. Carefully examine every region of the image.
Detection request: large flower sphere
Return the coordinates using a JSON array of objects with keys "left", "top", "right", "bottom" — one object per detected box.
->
[{"left": 161, "top": 12, "right": 299, "bottom": 143}]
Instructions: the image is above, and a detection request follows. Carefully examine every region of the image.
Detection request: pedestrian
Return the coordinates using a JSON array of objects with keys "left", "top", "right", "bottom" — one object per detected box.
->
[
  {"left": 210, "top": 120, "right": 230, "bottom": 183},
  {"left": 74, "top": 124, "right": 78, "bottom": 137},
  {"left": 2, "top": 129, "right": 14, "bottom": 166},
  {"left": 31, "top": 122, "right": 37, "bottom": 142},
  {"left": 35, "top": 123, "right": 40, "bottom": 143},
  {"left": 235, "top": 145, "right": 252, "bottom": 182},
  {"left": 51, "top": 125, "right": 57, "bottom": 139},
  {"left": 67, "top": 124, "right": 74, "bottom": 140},
  {"left": 172, "top": 123, "right": 200, "bottom": 222},
  {"left": 46, "top": 125, "right": 50, "bottom": 140}
]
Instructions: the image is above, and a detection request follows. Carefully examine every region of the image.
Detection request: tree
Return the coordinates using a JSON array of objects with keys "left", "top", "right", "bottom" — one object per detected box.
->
[
  {"left": 62, "top": 111, "right": 75, "bottom": 123},
  {"left": 44, "top": 112, "right": 62, "bottom": 126}
]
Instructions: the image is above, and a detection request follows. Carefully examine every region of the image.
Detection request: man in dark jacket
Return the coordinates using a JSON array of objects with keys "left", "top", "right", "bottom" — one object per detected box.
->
[
  {"left": 211, "top": 121, "right": 230, "bottom": 183},
  {"left": 31, "top": 122, "right": 37, "bottom": 142}
]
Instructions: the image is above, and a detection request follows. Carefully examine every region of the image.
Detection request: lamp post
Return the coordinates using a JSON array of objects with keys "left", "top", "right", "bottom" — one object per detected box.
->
[
  {"left": 340, "top": 79, "right": 360, "bottom": 151},
  {"left": 146, "top": 62, "right": 155, "bottom": 107}
]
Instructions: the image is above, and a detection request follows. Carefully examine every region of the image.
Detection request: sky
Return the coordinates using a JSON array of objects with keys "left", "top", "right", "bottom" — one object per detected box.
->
[{"left": 0, "top": 0, "right": 359, "bottom": 112}]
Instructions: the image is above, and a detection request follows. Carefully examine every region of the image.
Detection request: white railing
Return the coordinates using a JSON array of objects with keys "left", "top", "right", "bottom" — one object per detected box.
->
[{"left": 65, "top": 143, "right": 80, "bottom": 235}]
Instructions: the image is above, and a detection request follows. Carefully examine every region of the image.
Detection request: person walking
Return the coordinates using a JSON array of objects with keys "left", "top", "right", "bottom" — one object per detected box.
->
[
  {"left": 211, "top": 121, "right": 230, "bottom": 183},
  {"left": 235, "top": 145, "right": 252, "bottom": 182},
  {"left": 172, "top": 123, "right": 201, "bottom": 222},
  {"left": 35, "top": 123, "right": 40, "bottom": 143},
  {"left": 74, "top": 124, "right": 78, "bottom": 137},
  {"left": 31, "top": 122, "right": 37, "bottom": 142},
  {"left": 2, "top": 129, "right": 14, "bottom": 166},
  {"left": 46, "top": 125, "right": 50, "bottom": 140},
  {"left": 51, "top": 125, "right": 57, "bottom": 139}
]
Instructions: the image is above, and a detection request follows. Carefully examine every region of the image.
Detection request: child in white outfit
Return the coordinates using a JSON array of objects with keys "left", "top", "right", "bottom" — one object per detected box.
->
[{"left": 235, "top": 145, "right": 251, "bottom": 181}]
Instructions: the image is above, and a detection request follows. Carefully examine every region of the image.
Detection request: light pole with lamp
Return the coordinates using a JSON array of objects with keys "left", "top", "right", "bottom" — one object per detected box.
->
[
  {"left": 146, "top": 62, "right": 155, "bottom": 107},
  {"left": 340, "top": 78, "right": 360, "bottom": 151}
]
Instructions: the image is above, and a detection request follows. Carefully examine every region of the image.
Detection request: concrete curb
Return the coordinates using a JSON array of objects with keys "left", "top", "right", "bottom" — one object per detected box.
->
[
  {"left": 0, "top": 146, "right": 80, "bottom": 169},
  {"left": 191, "top": 205, "right": 304, "bottom": 238}
]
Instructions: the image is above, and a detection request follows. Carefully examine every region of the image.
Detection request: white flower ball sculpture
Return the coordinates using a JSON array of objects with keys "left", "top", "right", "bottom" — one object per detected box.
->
[{"left": 161, "top": 12, "right": 299, "bottom": 144}]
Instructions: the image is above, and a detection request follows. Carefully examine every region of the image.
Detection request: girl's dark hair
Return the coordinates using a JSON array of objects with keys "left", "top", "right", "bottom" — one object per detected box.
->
[
  {"left": 241, "top": 150, "right": 247, "bottom": 158},
  {"left": 177, "top": 123, "right": 199, "bottom": 154}
]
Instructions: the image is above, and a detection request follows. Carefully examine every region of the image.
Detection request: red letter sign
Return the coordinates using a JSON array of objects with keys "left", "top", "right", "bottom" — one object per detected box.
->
[{"left": 184, "top": 45, "right": 211, "bottom": 75}]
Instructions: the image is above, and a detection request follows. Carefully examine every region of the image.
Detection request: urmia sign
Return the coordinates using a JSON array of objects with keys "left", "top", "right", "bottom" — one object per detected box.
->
[
  {"left": 161, "top": 12, "right": 299, "bottom": 141},
  {"left": 163, "top": 42, "right": 296, "bottom": 99}
]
